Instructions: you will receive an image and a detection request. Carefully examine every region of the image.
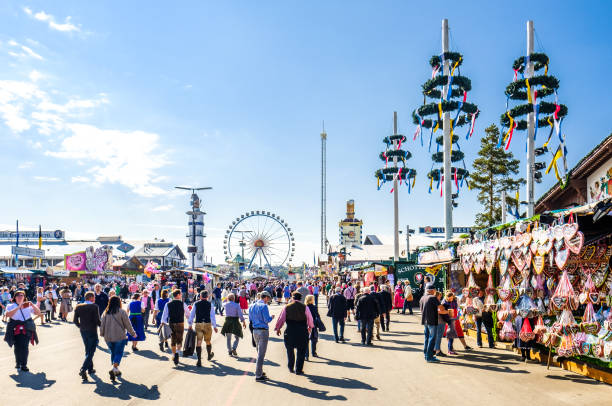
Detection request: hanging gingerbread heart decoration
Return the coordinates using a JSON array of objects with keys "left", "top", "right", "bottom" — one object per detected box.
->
[
  {"left": 499, "top": 257, "right": 509, "bottom": 275},
  {"left": 530, "top": 241, "right": 538, "bottom": 255},
  {"left": 566, "top": 231, "right": 584, "bottom": 255},
  {"left": 511, "top": 249, "right": 526, "bottom": 272},
  {"left": 555, "top": 247, "right": 570, "bottom": 270},
  {"left": 533, "top": 255, "right": 545, "bottom": 274},
  {"left": 553, "top": 225, "right": 564, "bottom": 242},
  {"left": 562, "top": 223, "right": 578, "bottom": 241}
]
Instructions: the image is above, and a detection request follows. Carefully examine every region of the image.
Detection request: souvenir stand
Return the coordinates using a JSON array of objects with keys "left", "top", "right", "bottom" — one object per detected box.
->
[{"left": 457, "top": 201, "right": 612, "bottom": 370}]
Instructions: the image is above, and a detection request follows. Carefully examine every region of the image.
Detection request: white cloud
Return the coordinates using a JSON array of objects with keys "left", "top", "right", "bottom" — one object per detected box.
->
[
  {"left": 18, "top": 161, "right": 34, "bottom": 169},
  {"left": 5, "top": 39, "right": 44, "bottom": 60},
  {"left": 24, "top": 8, "right": 80, "bottom": 32},
  {"left": 71, "top": 176, "right": 90, "bottom": 183},
  {"left": 28, "top": 70, "right": 44, "bottom": 82},
  {"left": 46, "top": 124, "right": 169, "bottom": 197},
  {"left": 33, "top": 175, "right": 59, "bottom": 182},
  {"left": 151, "top": 204, "right": 173, "bottom": 212},
  {"left": 20, "top": 45, "right": 43, "bottom": 60}
]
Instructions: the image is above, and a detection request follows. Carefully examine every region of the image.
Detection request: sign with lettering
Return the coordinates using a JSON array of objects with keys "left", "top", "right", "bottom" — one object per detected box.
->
[
  {"left": 11, "top": 246, "right": 45, "bottom": 258},
  {"left": 418, "top": 226, "right": 472, "bottom": 234},
  {"left": 418, "top": 248, "right": 455, "bottom": 265},
  {"left": 0, "top": 230, "right": 64, "bottom": 240}
]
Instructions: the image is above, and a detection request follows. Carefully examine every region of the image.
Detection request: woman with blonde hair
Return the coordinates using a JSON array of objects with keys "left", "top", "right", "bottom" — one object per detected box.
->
[{"left": 304, "top": 294, "right": 321, "bottom": 360}]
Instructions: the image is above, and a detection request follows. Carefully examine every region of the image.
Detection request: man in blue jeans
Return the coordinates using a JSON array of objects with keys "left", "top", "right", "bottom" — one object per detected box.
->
[
  {"left": 419, "top": 283, "right": 440, "bottom": 363},
  {"left": 73, "top": 291, "right": 101, "bottom": 381}
]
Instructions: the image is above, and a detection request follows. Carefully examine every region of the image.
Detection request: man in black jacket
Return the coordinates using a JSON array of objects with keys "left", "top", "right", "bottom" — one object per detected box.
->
[
  {"left": 355, "top": 287, "right": 380, "bottom": 346},
  {"left": 379, "top": 285, "right": 393, "bottom": 332},
  {"left": 327, "top": 287, "right": 347, "bottom": 343},
  {"left": 73, "top": 291, "right": 101, "bottom": 382},
  {"left": 93, "top": 284, "right": 108, "bottom": 316}
]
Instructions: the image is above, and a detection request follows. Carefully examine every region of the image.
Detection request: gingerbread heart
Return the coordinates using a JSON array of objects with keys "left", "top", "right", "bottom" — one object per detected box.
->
[
  {"left": 581, "top": 245, "right": 596, "bottom": 260},
  {"left": 555, "top": 247, "right": 569, "bottom": 270},
  {"left": 562, "top": 223, "right": 578, "bottom": 241},
  {"left": 589, "top": 292, "right": 600, "bottom": 304},
  {"left": 566, "top": 231, "right": 584, "bottom": 254},
  {"left": 533, "top": 255, "right": 545, "bottom": 274},
  {"left": 499, "top": 257, "right": 509, "bottom": 275},
  {"left": 504, "top": 247, "right": 512, "bottom": 259},
  {"left": 530, "top": 241, "right": 538, "bottom": 255},
  {"left": 538, "top": 240, "right": 553, "bottom": 256},
  {"left": 462, "top": 256, "right": 471, "bottom": 274},
  {"left": 551, "top": 296, "right": 567, "bottom": 310},
  {"left": 511, "top": 249, "right": 526, "bottom": 271},
  {"left": 522, "top": 232, "right": 532, "bottom": 247},
  {"left": 553, "top": 225, "right": 564, "bottom": 242},
  {"left": 520, "top": 245, "right": 529, "bottom": 256}
]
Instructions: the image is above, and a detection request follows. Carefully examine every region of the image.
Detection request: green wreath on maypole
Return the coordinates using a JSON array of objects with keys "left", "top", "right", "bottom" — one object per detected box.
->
[
  {"left": 411, "top": 51, "right": 479, "bottom": 196},
  {"left": 375, "top": 132, "right": 417, "bottom": 193},
  {"left": 499, "top": 52, "right": 569, "bottom": 184}
]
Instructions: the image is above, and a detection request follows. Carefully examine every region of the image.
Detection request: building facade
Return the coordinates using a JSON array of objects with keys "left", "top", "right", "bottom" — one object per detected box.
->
[{"left": 339, "top": 199, "right": 363, "bottom": 247}]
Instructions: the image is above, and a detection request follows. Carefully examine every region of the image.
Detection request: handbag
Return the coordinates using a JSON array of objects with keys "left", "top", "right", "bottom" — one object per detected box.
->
[
  {"left": 182, "top": 328, "right": 196, "bottom": 357},
  {"left": 315, "top": 317, "right": 326, "bottom": 332},
  {"left": 158, "top": 323, "right": 172, "bottom": 342}
]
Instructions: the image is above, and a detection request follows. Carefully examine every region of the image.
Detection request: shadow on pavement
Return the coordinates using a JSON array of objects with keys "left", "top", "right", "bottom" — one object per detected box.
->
[
  {"left": 91, "top": 374, "right": 160, "bottom": 400},
  {"left": 348, "top": 343, "right": 421, "bottom": 352},
  {"left": 306, "top": 374, "right": 377, "bottom": 390},
  {"left": 133, "top": 349, "right": 169, "bottom": 361},
  {"left": 236, "top": 356, "right": 279, "bottom": 366},
  {"left": 546, "top": 374, "right": 604, "bottom": 385},
  {"left": 181, "top": 360, "right": 255, "bottom": 377},
  {"left": 9, "top": 372, "right": 56, "bottom": 389},
  {"left": 315, "top": 356, "right": 373, "bottom": 370},
  {"left": 262, "top": 379, "right": 347, "bottom": 401},
  {"left": 439, "top": 359, "right": 530, "bottom": 374}
]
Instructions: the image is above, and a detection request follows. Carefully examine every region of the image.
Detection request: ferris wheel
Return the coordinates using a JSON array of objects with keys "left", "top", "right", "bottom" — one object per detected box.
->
[{"left": 223, "top": 210, "right": 295, "bottom": 269}]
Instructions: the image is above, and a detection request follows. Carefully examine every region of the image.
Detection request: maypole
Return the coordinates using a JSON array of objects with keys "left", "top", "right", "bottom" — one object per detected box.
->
[
  {"left": 375, "top": 112, "right": 416, "bottom": 262},
  {"left": 412, "top": 19, "right": 479, "bottom": 240},
  {"left": 501, "top": 21, "right": 568, "bottom": 216}
]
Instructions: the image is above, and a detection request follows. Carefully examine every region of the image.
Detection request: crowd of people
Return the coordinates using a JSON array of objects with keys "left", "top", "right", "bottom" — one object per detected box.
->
[{"left": 2, "top": 276, "right": 424, "bottom": 383}]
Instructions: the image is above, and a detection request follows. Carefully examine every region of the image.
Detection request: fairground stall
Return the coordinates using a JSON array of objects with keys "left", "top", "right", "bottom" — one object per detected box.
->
[{"left": 456, "top": 199, "right": 612, "bottom": 372}]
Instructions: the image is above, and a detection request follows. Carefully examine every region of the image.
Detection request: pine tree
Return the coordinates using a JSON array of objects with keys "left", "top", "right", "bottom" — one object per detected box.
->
[{"left": 471, "top": 124, "right": 524, "bottom": 228}]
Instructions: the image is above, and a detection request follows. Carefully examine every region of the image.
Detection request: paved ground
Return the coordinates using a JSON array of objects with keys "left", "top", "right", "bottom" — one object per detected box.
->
[{"left": 1, "top": 300, "right": 611, "bottom": 406}]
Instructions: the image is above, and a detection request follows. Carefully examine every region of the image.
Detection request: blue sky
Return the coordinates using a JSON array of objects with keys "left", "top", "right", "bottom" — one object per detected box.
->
[{"left": 0, "top": 1, "right": 610, "bottom": 265}]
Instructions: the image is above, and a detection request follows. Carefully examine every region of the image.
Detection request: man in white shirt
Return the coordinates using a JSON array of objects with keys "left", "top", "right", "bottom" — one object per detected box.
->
[
  {"left": 161, "top": 289, "right": 190, "bottom": 366},
  {"left": 188, "top": 291, "right": 218, "bottom": 367}
]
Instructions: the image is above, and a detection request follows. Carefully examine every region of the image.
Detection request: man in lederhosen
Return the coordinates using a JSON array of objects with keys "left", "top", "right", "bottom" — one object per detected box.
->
[
  {"left": 188, "top": 290, "right": 217, "bottom": 367},
  {"left": 161, "top": 289, "right": 189, "bottom": 366}
]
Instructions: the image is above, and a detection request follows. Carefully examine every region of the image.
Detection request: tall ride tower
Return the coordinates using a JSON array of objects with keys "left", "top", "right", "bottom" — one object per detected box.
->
[
  {"left": 175, "top": 186, "right": 212, "bottom": 270},
  {"left": 320, "top": 123, "right": 327, "bottom": 256}
]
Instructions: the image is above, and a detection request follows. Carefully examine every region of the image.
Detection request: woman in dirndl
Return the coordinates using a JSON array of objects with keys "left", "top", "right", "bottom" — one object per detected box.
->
[
  {"left": 127, "top": 293, "right": 146, "bottom": 351},
  {"left": 393, "top": 284, "right": 404, "bottom": 312},
  {"left": 221, "top": 293, "right": 246, "bottom": 356},
  {"left": 442, "top": 290, "right": 472, "bottom": 354},
  {"left": 238, "top": 286, "right": 249, "bottom": 314}
]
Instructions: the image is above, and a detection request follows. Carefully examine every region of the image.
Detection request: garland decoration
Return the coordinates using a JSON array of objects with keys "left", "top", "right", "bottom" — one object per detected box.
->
[
  {"left": 375, "top": 120, "right": 417, "bottom": 193},
  {"left": 500, "top": 52, "right": 569, "bottom": 185},
  {"left": 413, "top": 48, "right": 479, "bottom": 199}
]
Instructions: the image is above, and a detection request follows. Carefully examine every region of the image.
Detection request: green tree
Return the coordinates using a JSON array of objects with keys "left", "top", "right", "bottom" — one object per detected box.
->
[{"left": 470, "top": 124, "right": 524, "bottom": 228}]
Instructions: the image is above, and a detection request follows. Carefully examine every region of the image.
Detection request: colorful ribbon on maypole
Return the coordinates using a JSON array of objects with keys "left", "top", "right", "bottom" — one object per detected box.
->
[
  {"left": 545, "top": 146, "right": 563, "bottom": 181},
  {"left": 465, "top": 109, "right": 478, "bottom": 140},
  {"left": 503, "top": 112, "right": 517, "bottom": 150},
  {"left": 533, "top": 90, "right": 540, "bottom": 141}
]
